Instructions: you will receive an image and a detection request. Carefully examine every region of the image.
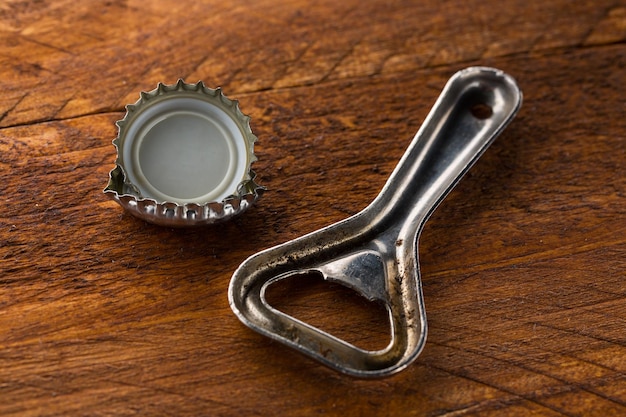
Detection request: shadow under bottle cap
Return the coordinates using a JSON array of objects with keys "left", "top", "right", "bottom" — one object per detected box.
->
[{"left": 105, "top": 79, "right": 264, "bottom": 226}]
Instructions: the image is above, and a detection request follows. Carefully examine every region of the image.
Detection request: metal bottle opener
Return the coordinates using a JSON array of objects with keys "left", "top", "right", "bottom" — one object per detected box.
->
[{"left": 228, "top": 67, "right": 522, "bottom": 377}]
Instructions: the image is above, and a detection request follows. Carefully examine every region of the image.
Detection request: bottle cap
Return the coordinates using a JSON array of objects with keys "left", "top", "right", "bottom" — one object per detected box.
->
[{"left": 104, "top": 80, "right": 264, "bottom": 226}]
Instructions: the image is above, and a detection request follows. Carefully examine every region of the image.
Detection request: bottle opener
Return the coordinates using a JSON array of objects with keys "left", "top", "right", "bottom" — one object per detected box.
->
[{"left": 228, "top": 67, "right": 522, "bottom": 377}]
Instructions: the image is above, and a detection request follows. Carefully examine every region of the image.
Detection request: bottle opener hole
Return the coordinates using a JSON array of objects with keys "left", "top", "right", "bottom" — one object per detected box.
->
[
  {"left": 264, "top": 272, "right": 391, "bottom": 351},
  {"left": 470, "top": 102, "right": 493, "bottom": 119}
]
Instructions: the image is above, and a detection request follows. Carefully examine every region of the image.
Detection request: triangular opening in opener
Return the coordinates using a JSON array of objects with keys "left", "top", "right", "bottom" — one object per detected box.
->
[{"left": 264, "top": 271, "right": 392, "bottom": 352}]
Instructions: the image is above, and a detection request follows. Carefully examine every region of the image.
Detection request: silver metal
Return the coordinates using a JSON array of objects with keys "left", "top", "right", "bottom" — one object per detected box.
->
[{"left": 228, "top": 67, "right": 522, "bottom": 377}]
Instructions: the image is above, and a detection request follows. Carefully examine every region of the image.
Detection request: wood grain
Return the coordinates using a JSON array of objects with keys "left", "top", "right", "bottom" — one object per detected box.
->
[{"left": 1, "top": 0, "right": 625, "bottom": 415}]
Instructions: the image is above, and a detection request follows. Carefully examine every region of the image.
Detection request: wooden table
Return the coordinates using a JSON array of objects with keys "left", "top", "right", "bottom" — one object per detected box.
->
[{"left": 1, "top": 1, "right": 625, "bottom": 415}]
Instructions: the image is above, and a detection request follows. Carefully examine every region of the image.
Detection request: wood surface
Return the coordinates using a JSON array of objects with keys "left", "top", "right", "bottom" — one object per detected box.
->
[{"left": 1, "top": 0, "right": 625, "bottom": 415}]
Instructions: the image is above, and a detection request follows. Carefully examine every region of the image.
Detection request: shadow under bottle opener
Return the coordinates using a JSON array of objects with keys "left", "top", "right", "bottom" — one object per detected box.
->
[{"left": 228, "top": 67, "right": 522, "bottom": 377}]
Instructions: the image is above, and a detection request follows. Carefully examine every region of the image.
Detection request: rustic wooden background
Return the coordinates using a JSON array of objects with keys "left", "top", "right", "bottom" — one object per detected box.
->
[{"left": 1, "top": 0, "right": 625, "bottom": 415}]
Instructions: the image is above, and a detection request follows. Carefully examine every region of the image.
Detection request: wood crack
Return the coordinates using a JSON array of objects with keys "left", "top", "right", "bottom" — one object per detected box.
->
[
  {"left": 580, "top": 1, "right": 625, "bottom": 46},
  {"left": 423, "top": 357, "right": 575, "bottom": 417},
  {"left": 0, "top": 94, "right": 28, "bottom": 124},
  {"left": 429, "top": 340, "right": 626, "bottom": 413},
  {"left": 0, "top": 108, "right": 124, "bottom": 131}
]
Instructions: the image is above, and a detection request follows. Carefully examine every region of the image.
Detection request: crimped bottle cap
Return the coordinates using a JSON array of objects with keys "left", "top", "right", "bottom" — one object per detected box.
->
[{"left": 105, "top": 80, "right": 264, "bottom": 226}]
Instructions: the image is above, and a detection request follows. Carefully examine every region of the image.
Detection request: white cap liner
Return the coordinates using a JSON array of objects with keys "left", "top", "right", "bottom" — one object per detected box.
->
[{"left": 121, "top": 96, "right": 248, "bottom": 204}]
